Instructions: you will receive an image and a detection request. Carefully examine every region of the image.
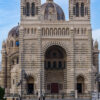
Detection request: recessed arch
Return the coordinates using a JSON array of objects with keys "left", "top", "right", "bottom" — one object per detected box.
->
[
  {"left": 44, "top": 45, "right": 67, "bottom": 94},
  {"left": 42, "top": 41, "right": 69, "bottom": 56},
  {"left": 26, "top": 76, "right": 34, "bottom": 94},
  {"left": 45, "top": 45, "right": 66, "bottom": 70},
  {"left": 76, "top": 75, "right": 85, "bottom": 94}
]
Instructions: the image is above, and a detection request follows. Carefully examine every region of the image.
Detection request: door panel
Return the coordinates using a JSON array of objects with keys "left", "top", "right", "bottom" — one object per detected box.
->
[
  {"left": 77, "top": 83, "right": 82, "bottom": 93},
  {"left": 51, "top": 83, "right": 59, "bottom": 94},
  {"left": 28, "top": 83, "right": 34, "bottom": 94}
]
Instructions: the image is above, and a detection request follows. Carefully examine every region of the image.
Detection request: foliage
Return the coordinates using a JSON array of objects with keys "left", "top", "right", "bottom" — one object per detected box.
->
[{"left": 0, "top": 87, "right": 5, "bottom": 100}]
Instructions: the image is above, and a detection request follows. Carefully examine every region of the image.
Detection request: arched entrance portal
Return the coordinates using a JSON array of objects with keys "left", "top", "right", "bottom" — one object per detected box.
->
[
  {"left": 27, "top": 76, "right": 34, "bottom": 94},
  {"left": 44, "top": 45, "right": 66, "bottom": 94},
  {"left": 77, "top": 76, "right": 85, "bottom": 94}
]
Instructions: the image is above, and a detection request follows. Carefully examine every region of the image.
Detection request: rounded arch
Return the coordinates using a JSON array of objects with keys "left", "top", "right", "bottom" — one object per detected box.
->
[
  {"left": 26, "top": 75, "right": 34, "bottom": 94},
  {"left": 25, "top": 71, "right": 37, "bottom": 82},
  {"left": 76, "top": 74, "right": 87, "bottom": 81},
  {"left": 77, "top": 75, "right": 84, "bottom": 82},
  {"left": 44, "top": 44, "right": 67, "bottom": 94},
  {"left": 42, "top": 41, "right": 69, "bottom": 56},
  {"left": 76, "top": 74, "right": 86, "bottom": 94},
  {"left": 44, "top": 45, "right": 67, "bottom": 70},
  {"left": 45, "top": 45, "right": 66, "bottom": 59}
]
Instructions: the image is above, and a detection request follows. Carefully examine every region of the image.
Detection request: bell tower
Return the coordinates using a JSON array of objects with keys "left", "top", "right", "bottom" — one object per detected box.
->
[
  {"left": 69, "top": 0, "right": 90, "bottom": 20},
  {"left": 21, "top": 0, "right": 41, "bottom": 21}
]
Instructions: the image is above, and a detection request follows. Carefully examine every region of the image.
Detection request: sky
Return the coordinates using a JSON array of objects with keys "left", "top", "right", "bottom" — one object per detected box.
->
[{"left": 0, "top": 0, "right": 100, "bottom": 67}]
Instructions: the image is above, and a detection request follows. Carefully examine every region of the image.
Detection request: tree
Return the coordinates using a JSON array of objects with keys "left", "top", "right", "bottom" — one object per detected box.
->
[{"left": 0, "top": 87, "right": 5, "bottom": 100}]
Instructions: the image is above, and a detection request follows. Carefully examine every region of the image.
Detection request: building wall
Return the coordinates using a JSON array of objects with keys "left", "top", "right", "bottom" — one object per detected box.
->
[{"left": 0, "top": 0, "right": 99, "bottom": 99}]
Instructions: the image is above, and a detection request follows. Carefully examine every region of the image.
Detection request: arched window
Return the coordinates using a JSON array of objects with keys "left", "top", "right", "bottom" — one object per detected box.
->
[
  {"left": 31, "top": 28, "right": 34, "bottom": 34},
  {"left": 73, "top": 6, "right": 76, "bottom": 15},
  {"left": 31, "top": 3, "right": 35, "bottom": 16},
  {"left": 27, "top": 28, "right": 30, "bottom": 34},
  {"left": 77, "top": 76, "right": 84, "bottom": 94},
  {"left": 50, "top": 28, "right": 53, "bottom": 35},
  {"left": 53, "top": 61, "right": 57, "bottom": 68},
  {"left": 46, "top": 28, "right": 49, "bottom": 35},
  {"left": 62, "top": 28, "right": 65, "bottom": 35},
  {"left": 26, "top": 2, "right": 30, "bottom": 16},
  {"left": 48, "top": 61, "right": 51, "bottom": 69},
  {"left": 58, "top": 28, "right": 61, "bottom": 35},
  {"left": 54, "top": 28, "right": 57, "bottom": 35},
  {"left": 81, "top": 3, "right": 84, "bottom": 17},
  {"left": 27, "top": 76, "right": 34, "bottom": 94},
  {"left": 16, "top": 41, "right": 19, "bottom": 47},
  {"left": 58, "top": 61, "right": 62, "bottom": 68},
  {"left": 76, "top": 3, "right": 79, "bottom": 17}
]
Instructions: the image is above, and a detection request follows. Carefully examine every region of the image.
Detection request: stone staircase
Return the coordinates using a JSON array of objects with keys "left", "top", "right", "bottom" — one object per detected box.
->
[{"left": 23, "top": 99, "right": 91, "bottom": 100}]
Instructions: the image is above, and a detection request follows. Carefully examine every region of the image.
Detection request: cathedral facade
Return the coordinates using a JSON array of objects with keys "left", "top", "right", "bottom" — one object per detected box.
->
[{"left": 0, "top": 0, "right": 99, "bottom": 100}]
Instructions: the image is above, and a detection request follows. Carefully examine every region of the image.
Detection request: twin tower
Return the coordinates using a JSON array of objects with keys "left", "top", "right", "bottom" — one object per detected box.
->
[{"left": 21, "top": 0, "right": 90, "bottom": 21}]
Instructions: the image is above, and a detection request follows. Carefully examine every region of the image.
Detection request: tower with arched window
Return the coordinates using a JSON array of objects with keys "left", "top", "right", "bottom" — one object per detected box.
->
[
  {"left": 69, "top": 0, "right": 90, "bottom": 20},
  {"left": 21, "top": 0, "right": 41, "bottom": 21}
]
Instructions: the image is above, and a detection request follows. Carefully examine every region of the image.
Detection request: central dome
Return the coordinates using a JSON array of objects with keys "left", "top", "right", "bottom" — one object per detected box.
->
[{"left": 41, "top": 1, "right": 65, "bottom": 21}]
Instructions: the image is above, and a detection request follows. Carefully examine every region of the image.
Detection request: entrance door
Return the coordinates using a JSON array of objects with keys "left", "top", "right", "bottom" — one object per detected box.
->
[
  {"left": 28, "top": 83, "right": 34, "bottom": 94},
  {"left": 51, "top": 83, "right": 59, "bottom": 94},
  {"left": 77, "top": 83, "right": 82, "bottom": 94}
]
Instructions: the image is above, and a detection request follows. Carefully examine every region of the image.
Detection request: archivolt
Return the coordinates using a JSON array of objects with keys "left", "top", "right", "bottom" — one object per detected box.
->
[
  {"left": 76, "top": 73, "right": 88, "bottom": 81},
  {"left": 25, "top": 71, "right": 37, "bottom": 81},
  {"left": 42, "top": 41, "right": 69, "bottom": 55}
]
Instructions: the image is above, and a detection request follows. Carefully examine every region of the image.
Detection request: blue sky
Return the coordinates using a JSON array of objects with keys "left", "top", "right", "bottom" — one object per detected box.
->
[{"left": 0, "top": 0, "right": 100, "bottom": 63}]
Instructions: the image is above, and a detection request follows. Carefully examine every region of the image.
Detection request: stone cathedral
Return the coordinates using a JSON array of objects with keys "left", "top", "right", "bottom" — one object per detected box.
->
[{"left": 0, "top": 0, "right": 99, "bottom": 100}]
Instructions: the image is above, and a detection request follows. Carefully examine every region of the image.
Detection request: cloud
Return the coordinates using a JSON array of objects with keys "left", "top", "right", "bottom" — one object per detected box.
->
[{"left": 92, "top": 29, "right": 100, "bottom": 43}]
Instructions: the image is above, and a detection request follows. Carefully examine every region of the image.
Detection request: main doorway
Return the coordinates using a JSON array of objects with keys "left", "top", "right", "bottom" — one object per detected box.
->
[
  {"left": 27, "top": 76, "right": 34, "bottom": 95},
  {"left": 77, "top": 76, "right": 84, "bottom": 94},
  {"left": 44, "top": 45, "right": 67, "bottom": 94}
]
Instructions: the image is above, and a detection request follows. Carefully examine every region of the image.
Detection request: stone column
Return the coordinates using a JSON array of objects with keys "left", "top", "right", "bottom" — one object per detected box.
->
[
  {"left": 67, "top": 27, "right": 75, "bottom": 95},
  {"left": 87, "top": 28, "right": 93, "bottom": 93},
  {"left": 36, "top": 27, "right": 45, "bottom": 97},
  {"left": 19, "top": 25, "right": 25, "bottom": 96}
]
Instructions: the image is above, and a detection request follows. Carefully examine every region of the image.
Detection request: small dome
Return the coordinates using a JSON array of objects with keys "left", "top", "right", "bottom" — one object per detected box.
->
[
  {"left": 41, "top": 1, "right": 65, "bottom": 21},
  {"left": 8, "top": 26, "right": 19, "bottom": 38}
]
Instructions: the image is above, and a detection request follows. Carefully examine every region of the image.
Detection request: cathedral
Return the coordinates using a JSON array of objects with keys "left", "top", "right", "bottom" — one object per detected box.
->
[{"left": 0, "top": 0, "right": 99, "bottom": 100}]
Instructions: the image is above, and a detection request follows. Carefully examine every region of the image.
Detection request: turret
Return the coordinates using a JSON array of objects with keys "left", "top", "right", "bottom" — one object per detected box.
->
[
  {"left": 21, "top": 0, "right": 41, "bottom": 21},
  {"left": 94, "top": 40, "right": 98, "bottom": 50},
  {"left": 69, "top": 0, "right": 90, "bottom": 20}
]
